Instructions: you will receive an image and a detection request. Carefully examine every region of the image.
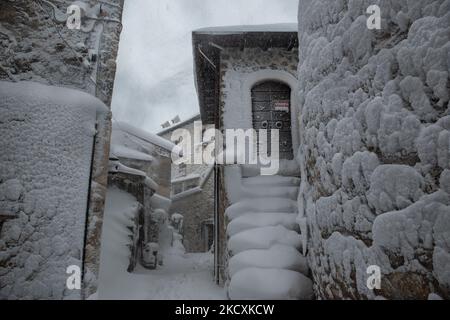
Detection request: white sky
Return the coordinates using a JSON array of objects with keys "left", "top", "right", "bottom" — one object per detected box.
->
[{"left": 111, "top": 0, "right": 299, "bottom": 133}]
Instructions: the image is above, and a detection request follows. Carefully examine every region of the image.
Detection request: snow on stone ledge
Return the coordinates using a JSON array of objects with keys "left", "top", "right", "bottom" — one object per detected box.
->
[
  {"left": 296, "top": 0, "right": 450, "bottom": 299},
  {"left": 194, "top": 23, "right": 298, "bottom": 34},
  {"left": 0, "top": 81, "right": 107, "bottom": 299},
  {"left": 114, "top": 121, "right": 181, "bottom": 156},
  {"left": 228, "top": 267, "right": 313, "bottom": 300}
]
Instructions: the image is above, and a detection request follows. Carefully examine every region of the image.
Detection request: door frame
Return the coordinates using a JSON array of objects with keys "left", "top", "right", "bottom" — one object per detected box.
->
[{"left": 242, "top": 70, "right": 300, "bottom": 161}]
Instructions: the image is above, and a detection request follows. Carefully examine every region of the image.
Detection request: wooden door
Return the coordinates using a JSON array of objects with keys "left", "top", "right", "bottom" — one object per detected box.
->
[{"left": 251, "top": 81, "right": 293, "bottom": 160}]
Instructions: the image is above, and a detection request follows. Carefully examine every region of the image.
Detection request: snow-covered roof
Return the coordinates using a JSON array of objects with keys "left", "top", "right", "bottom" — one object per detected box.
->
[
  {"left": 194, "top": 23, "right": 298, "bottom": 34},
  {"left": 114, "top": 121, "right": 180, "bottom": 154},
  {"left": 192, "top": 24, "right": 298, "bottom": 125},
  {"left": 171, "top": 173, "right": 201, "bottom": 184},
  {"left": 110, "top": 144, "right": 154, "bottom": 162},
  {"left": 109, "top": 159, "right": 159, "bottom": 190},
  {"left": 150, "top": 193, "right": 172, "bottom": 211},
  {"left": 157, "top": 114, "right": 201, "bottom": 136}
]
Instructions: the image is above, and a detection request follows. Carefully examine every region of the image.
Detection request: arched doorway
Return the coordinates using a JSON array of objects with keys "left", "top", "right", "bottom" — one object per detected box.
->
[{"left": 251, "top": 81, "right": 294, "bottom": 160}]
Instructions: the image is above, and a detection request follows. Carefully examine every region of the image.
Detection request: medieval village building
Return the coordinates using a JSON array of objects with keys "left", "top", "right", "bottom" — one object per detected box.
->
[
  {"left": 191, "top": 24, "right": 312, "bottom": 299},
  {"left": 105, "top": 121, "right": 177, "bottom": 272},
  {"left": 0, "top": 0, "right": 124, "bottom": 299},
  {"left": 1, "top": 0, "right": 449, "bottom": 301},
  {"left": 159, "top": 114, "right": 215, "bottom": 253}
]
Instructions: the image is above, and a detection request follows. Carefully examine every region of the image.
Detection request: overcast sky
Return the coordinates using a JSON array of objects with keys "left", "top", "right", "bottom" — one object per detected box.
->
[{"left": 111, "top": 0, "right": 299, "bottom": 133}]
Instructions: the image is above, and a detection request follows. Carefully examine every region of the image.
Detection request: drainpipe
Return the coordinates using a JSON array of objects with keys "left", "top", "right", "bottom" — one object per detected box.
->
[
  {"left": 213, "top": 162, "right": 219, "bottom": 284},
  {"left": 81, "top": 121, "right": 98, "bottom": 299}
]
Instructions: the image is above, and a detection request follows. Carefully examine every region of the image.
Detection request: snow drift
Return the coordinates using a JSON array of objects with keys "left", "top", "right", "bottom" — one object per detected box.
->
[{"left": 0, "top": 81, "right": 107, "bottom": 299}]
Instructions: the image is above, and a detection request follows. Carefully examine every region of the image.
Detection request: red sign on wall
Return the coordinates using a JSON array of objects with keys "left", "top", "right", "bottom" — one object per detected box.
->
[{"left": 273, "top": 100, "right": 290, "bottom": 112}]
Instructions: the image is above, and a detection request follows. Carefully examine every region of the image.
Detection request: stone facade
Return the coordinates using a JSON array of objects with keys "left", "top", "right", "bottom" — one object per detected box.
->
[
  {"left": 0, "top": 0, "right": 123, "bottom": 106},
  {"left": 160, "top": 115, "right": 215, "bottom": 253},
  {"left": 297, "top": 0, "right": 450, "bottom": 299},
  {"left": 169, "top": 173, "right": 215, "bottom": 252},
  {"left": 218, "top": 45, "right": 300, "bottom": 286},
  {"left": 219, "top": 47, "right": 299, "bottom": 130},
  {"left": 0, "top": 81, "right": 106, "bottom": 299},
  {"left": 0, "top": 0, "right": 124, "bottom": 298}
]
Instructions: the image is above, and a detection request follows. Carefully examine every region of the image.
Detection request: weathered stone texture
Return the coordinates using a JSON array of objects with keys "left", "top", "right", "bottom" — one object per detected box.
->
[
  {"left": 297, "top": 0, "right": 450, "bottom": 299},
  {"left": 170, "top": 173, "right": 214, "bottom": 252},
  {"left": 0, "top": 0, "right": 124, "bottom": 299}
]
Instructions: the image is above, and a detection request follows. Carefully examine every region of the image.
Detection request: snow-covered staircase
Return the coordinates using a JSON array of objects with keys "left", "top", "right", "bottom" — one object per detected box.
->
[{"left": 225, "top": 170, "right": 313, "bottom": 300}]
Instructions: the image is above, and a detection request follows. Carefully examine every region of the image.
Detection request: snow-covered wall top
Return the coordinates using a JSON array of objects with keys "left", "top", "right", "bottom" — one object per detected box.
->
[
  {"left": 195, "top": 23, "right": 298, "bottom": 34},
  {"left": 297, "top": 0, "right": 450, "bottom": 299},
  {"left": 0, "top": 81, "right": 106, "bottom": 299}
]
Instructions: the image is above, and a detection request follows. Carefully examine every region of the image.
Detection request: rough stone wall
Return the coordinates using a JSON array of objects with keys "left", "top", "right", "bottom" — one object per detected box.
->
[
  {"left": 297, "top": 0, "right": 450, "bottom": 299},
  {"left": 216, "top": 165, "right": 229, "bottom": 286},
  {"left": 170, "top": 174, "right": 215, "bottom": 252},
  {"left": 0, "top": 0, "right": 124, "bottom": 298},
  {"left": 0, "top": 0, "right": 123, "bottom": 106},
  {"left": 153, "top": 155, "right": 172, "bottom": 198},
  {"left": 0, "top": 81, "right": 104, "bottom": 299},
  {"left": 160, "top": 118, "right": 216, "bottom": 252},
  {"left": 220, "top": 47, "right": 298, "bottom": 130}
]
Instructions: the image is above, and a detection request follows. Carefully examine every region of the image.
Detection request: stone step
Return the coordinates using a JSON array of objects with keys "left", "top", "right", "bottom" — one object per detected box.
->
[
  {"left": 242, "top": 175, "right": 301, "bottom": 187},
  {"left": 228, "top": 225, "right": 302, "bottom": 255},
  {"left": 241, "top": 185, "right": 298, "bottom": 200},
  {"left": 228, "top": 244, "right": 309, "bottom": 277},
  {"left": 225, "top": 198, "right": 298, "bottom": 220},
  {"left": 227, "top": 212, "right": 299, "bottom": 236},
  {"left": 228, "top": 267, "right": 313, "bottom": 300},
  {"left": 240, "top": 163, "right": 300, "bottom": 178}
]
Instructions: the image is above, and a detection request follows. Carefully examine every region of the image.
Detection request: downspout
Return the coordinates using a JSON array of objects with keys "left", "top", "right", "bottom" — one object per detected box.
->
[
  {"left": 81, "top": 121, "right": 98, "bottom": 298},
  {"left": 213, "top": 162, "right": 219, "bottom": 284}
]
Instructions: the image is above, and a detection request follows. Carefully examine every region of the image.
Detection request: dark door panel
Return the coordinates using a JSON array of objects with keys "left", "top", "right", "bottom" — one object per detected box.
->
[{"left": 251, "top": 81, "right": 294, "bottom": 160}]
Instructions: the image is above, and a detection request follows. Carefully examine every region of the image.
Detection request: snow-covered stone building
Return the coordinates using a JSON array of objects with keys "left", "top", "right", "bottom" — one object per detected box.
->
[
  {"left": 193, "top": 1, "right": 450, "bottom": 300},
  {"left": 105, "top": 122, "right": 177, "bottom": 272},
  {"left": 159, "top": 114, "right": 215, "bottom": 253},
  {"left": 0, "top": 81, "right": 109, "bottom": 299},
  {"left": 0, "top": 0, "right": 124, "bottom": 298},
  {"left": 296, "top": 0, "right": 450, "bottom": 300},
  {"left": 193, "top": 24, "right": 313, "bottom": 299}
]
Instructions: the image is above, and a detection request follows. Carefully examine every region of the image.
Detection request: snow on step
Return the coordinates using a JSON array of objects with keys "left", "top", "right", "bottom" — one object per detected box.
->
[
  {"left": 225, "top": 198, "right": 298, "bottom": 220},
  {"left": 228, "top": 225, "right": 302, "bottom": 254},
  {"left": 241, "top": 185, "right": 298, "bottom": 200},
  {"left": 227, "top": 212, "right": 298, "bottom": 236},
  {"left": 229, "top": 244, "right": 309, "bottom": 276},
  {"left": 228, "top": 268, "right": 313, "bottom": 300},
  {"left": 242, "top": 175, "right": 301, "bottom": 187}
]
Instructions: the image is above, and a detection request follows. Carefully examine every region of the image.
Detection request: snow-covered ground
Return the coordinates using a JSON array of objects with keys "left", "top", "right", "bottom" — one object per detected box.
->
[{"left": 97, "top": 187, "right": 225, "bottom": 300}]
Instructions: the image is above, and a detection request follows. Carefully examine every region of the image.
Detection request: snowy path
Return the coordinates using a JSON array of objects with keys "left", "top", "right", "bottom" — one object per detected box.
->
[
  {"left": 129, "top": 249, "right": 226, "bottom": 300},
  {"left": 97, "top": 187, "right": 226, "bottom": 300}
]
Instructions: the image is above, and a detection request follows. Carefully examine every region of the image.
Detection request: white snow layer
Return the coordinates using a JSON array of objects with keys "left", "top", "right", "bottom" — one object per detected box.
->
[
  {"left": 297, "top": 0, "right": 450, "bottom": 299},
  {"left": 98, "top": 187, "right": 225, "bottom": 299},
  {"left": 228, "top": 268, "right": 313, "bottom": 300},
  {"left": 224, "top": 170, "right": 312, "bottom": 299},
  {"left": 194, "top": 23, "right": 298, "bottom": 34},
  {"left": 114, "top": 121, "right": 181, "bottom": 155},
  {"left": 0, "top": 81, "right": 107, "bottom": 299}
]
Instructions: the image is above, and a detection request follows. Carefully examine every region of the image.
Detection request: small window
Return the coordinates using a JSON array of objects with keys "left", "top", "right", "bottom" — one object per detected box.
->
[
  {"left": 173, "top": 182, "right": 183, "bottom": 195},
  {"left": 171, "top": 177, "right": 199, "bottom": 196},
  {"left": 178, "top": 163, "right": 187, "bottom": 176}
]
